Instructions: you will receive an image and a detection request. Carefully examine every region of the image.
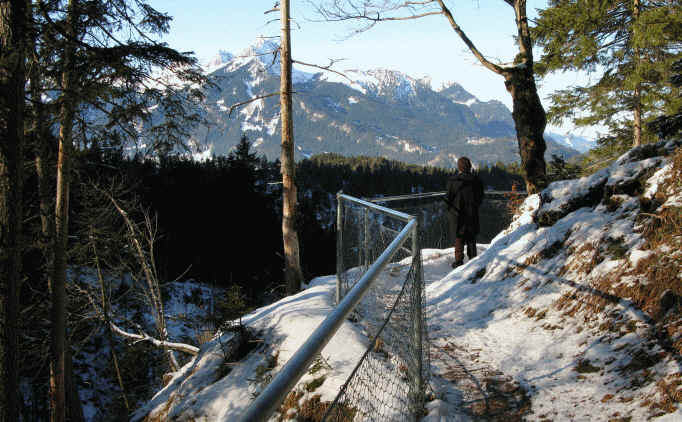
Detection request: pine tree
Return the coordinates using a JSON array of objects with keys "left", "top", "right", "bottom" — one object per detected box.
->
[
  {"left": 534, "top": 0, "right": 682, "bottom": 153},
  {"left": 649, "top": 58, "right": 682, "bottom": 138},
  {"left": 27, "top": 1, "right": 207, "bottom": 419},
  {"left": 0, "top": 1, "right": 28, "bottom": 419}
]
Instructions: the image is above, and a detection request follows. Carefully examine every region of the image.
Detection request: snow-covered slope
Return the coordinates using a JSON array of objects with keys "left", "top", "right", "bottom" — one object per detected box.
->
[
  {"left": 426, "top": 138, "right": 681, "bottom": 420},
  {"left": 133, "top": 139, "right": 681, "bottom": 421}
]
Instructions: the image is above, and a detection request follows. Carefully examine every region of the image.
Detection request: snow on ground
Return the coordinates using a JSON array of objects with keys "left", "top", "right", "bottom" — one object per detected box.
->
[
  {"left": 134, "top": 139, "right": 681, "bottom": 421},
  {"left": 132, "top": 276, "right": 370, "bottom": 421}
]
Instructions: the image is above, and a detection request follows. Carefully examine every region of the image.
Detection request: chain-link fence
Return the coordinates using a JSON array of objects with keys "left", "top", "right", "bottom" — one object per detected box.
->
[
  {"left": 239, "top": 194, "right": 427, "bottom": 422},
  {"left": 240, "top": 190, "right": 517, "bottom": 422},
  {"left": 322, "top": 193, "right": 429, "bottom": 421},
  {"left": 370, "top": 191, "right": 516, "bottom": 249}
]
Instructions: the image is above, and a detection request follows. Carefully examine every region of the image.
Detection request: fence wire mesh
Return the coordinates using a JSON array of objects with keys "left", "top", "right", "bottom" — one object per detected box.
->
[
  {"left": 323, "top": 195, "right": 429, "bottom": 421},
  {"left": 371, "top": 193, "right": 513, "bottom": 249}
]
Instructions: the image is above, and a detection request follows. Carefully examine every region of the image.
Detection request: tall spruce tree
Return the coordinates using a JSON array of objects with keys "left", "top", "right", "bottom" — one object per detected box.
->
[
  {"left": 0, "top": 1, "right": 28, "bottom": 419},
  {"left": 27, "top": 1, "right": 206, "bottom": 419},
  {"left": 649, "top": 58, "right": 682, "bottom": 138},
  {"left": 534, "top": 0, "right": 682, "bottom": 155}
]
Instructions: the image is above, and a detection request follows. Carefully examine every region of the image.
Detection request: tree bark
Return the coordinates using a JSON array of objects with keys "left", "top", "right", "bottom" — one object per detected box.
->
[
  {"left": 0, "top": 0, "right": 28, "bottom": 419},
  {"left": 280, "top": 0, "right": 304, "bottom": 295},
  {"left": 504, "top": 68, "right": 547, "bottom": 194},
  {"left": 437, "top": 0, "right": 547, "bottom": 193},
  {"left": 52, "top": 1, "right": 78, "bottom": 420},
  {"left": 632, "top": 0, "right": 642, "bottom": 147}
]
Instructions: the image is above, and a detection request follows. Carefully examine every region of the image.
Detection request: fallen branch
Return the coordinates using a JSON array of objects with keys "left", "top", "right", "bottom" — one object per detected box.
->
[{"left": 109, "top": 321, "right": 199, "bottom": 356}]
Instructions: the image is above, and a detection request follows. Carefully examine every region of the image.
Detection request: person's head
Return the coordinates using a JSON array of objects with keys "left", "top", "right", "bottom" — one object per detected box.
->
[{"left": 457, "top": 157, "right": 472, "bottom": 174}]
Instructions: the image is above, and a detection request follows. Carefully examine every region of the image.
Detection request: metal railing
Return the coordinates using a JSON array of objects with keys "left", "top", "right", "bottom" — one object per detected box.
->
[
  {"left": 239, "top": 192, "right": 425, "bottom": 422},
  {"left": 369, "top": 190, "right": 525, "bottom": 250}
]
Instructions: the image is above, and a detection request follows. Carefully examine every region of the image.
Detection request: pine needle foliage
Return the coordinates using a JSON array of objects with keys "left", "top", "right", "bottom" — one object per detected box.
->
[{"left": 534, "top": 0, "right": 682, "bottom": 156}]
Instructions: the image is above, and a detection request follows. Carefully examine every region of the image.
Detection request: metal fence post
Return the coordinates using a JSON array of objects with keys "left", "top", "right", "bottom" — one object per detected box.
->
[
  {"left": 411, "top": 214, "right": 424, "bottom": 420},
  {"left": 363, "top": 207, "right": 370, "bottom": 269},
  {"left": 336, "top": 191, "right": 343, "bottom": 305}
]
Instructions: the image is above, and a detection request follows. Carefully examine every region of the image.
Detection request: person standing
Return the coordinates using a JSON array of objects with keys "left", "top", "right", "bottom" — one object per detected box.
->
[{"left": 446, "top": 157, "right": 484, "bottom": 268}]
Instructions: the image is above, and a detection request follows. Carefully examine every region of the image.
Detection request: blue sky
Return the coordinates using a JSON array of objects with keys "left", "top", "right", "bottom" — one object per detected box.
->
[{"left": 149, "top": 0, "right": 600, "bottom": 138}]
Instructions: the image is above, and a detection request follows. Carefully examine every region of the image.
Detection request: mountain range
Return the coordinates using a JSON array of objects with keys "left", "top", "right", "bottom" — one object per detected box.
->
[{"left": 180, "top": 39, "right": 590, "bottom": 167}]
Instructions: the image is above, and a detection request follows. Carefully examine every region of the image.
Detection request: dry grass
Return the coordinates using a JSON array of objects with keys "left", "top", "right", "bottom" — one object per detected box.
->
[
  {"left": 304, "top": 376, "right": 326, "bottom": 393},
  {"left": 196, "top": 328, "right": 215, "bottom": 346},
  {"left": 277, "top": 391, "right": 355, "bottom": 422},
  {"left": 523, "top": 254, "right": 540, "bottom": 267},
  {"left": 535, "top": 309, "right": 548, "bottom": 321},
  {"left": 653, "top": 375, "right": 682, "bottom": 415},
  {"left": 605, "top": 195, "right": 625, "bottom": 212},
  {"left": 466, "top": 376, "right": 531, "bottom": 421},
  {"left": 504, "top": 182, "right": 525, "bottom": 218}
]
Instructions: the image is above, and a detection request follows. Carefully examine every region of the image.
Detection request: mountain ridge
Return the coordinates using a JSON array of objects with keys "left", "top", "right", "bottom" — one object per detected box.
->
[{"left": 179, "top": 39, "right": 582, "bottom": 167}]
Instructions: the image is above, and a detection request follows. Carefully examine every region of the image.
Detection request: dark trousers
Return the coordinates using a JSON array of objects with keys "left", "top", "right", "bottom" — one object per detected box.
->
[{"left": 454, "top": 236, "right": 476, "bottom": 263}]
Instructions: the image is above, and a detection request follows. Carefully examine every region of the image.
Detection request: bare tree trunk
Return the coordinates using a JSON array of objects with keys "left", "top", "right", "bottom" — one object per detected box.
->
[
  {"left": 504, "top": 69, "right": 547, "bottom": 194},
  {"left": 633, "top": 84, "right": 642, "bottom": 147},
  {"left": 65, "top": 348, "right": 84, "bottom": 422},
  {"left": 632, "top": 0, "right": 642, "bottom": 147},
  {"left": 0, "top": 0, "right": 28, "bottom": 419},
  {"left": 31, "top": 31, "right": 61, "bottom": 422},
  {"left": 31, "top": 57, "right": 54, "bottom": 265},
  {"left": 280, "top": 0, "right": 304, "bottom": 295},
  {"left": 105, "top": 193, "right": 182, "bottom": 371},
  {"left": 437, "top": 0, "right": 547, "bottom": 193},
  {"left": 90, "top": 230, "right": 130, "bottom": 412},
  {"left": 52, "top": 1, "right": 78, "bottom": 420}
]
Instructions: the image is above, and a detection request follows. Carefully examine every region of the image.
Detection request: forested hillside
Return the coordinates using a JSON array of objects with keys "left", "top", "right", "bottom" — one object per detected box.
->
[{"left": 58, "top": 138, "right": 525, "bottom": 300}]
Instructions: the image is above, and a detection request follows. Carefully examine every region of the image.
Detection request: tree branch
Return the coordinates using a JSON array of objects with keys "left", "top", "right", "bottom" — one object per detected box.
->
[
  {"left": 109, "top": 321, "right": 199, "bottom": 355},
  {"left": 292, "top": 58, "right": 352, "bottom": 82},
  {"left": 227, "top": 92, "right": 281, "bottom": 117},
  {"left": 435, "top": 0, "right": 506, "bottom": 75}
]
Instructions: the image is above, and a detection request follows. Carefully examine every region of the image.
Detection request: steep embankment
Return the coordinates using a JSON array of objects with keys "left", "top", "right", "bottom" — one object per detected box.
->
[
  {"left": 427, "top": 138, "right": 681, "bottom": 421},
  {"left": 133, "top": 139, "right": 681, "bottom": 421}
]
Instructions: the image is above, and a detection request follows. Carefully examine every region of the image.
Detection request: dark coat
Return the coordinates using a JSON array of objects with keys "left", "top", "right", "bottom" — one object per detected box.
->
[{"left": 446, "top": 172, "right": 484, "bottom": 239}]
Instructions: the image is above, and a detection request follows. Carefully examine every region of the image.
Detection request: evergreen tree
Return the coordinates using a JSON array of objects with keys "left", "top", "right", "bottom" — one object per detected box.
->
[
  {"left": 24, "top": 1, "right": 207, "bottom": 419},
  {"left": 534, "top": 0, "right": 682, "bottom": 153},
  {"left": 649, "top": 58, "right": 682, "bottom": 139},
  {"left": 0, "top": 1, "right": 28, "bottom": 419}
]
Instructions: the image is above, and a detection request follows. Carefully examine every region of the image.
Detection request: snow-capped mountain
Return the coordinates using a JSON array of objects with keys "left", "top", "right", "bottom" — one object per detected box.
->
[
  {"left": 546, "top": 131, "right": 596, "bottom": 153},
  {"left": 176, "top": 39, "right": 579, "bottom": 166},
  {"left": 203, "top": 50, "right": 234, "bottom": 72}
]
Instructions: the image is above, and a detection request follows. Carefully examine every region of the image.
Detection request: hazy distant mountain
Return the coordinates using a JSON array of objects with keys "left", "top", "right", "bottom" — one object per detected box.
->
[
  {"left": 181, "top": 39, "right": 578, "bottom": 167},
  {"left": 545, "top": 132, "right": 596, "bottom": 153}
]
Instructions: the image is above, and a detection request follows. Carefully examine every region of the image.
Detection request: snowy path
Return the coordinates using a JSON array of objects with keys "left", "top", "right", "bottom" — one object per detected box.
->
[{"left": 421, "top": 247, "right": 531, "bottom": 421}]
